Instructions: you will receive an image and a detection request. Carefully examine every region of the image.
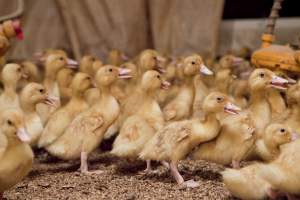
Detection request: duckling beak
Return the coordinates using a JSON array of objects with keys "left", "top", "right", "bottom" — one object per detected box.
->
[
  {"left": 44, "top": 95, "right": 59, "bottom": 107},
  {"left": 17, "top": 128, "right": 30, "bottom": 142},
  {"left": 118, "top": 68, "right": 132, "bottom": 79},
  {"left": 224, "top": 102, "right": 241, "bottom": 115},
  {"left": 287, "top": 77, "right": 297, "bottom": 85},
  {"left": 292, "top": 132, "right": 298, "bottom": 141},
  {"left": 12, "top": 19, "right": 24, "bottom": 40},
  {"left": 121, "top": 53, "right": 129, "bottom": 61},
  {"left": 161, "top": 80, "right": 171, "bottom": 90},
  {"left": 199, "top": 64, "right": 213, "bottom": 75},
  {"left": 21, "top": 73, "right": 29, "bottom": 79},
  {"left": 270, "top": 75, "right": 289, "bottom": 90},
  {"left": 66, "top": 58, "right": 78, "bottom": 69},
  {"left": 232, "top": 57, "right": 244, "bottom": 66}
]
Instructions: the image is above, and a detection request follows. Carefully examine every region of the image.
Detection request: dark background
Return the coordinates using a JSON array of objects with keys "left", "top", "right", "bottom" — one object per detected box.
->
[{"left": 223, "top": 0, "right": 300, "bottom": 19}]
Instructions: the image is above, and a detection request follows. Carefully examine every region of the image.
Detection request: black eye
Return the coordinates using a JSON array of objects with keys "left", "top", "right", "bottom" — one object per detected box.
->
[
  {"left": 7, "top": 120, "right": 12, "bottom": 125},
  {"left": 216, "top": 97, "right": 223, "bottom": 102},
  {"left": 91, "top": 57, "right": 95, "bottom": 61},
  {"left": 259, "top": 73, "right": 265, "bottom": 78},
  {"left": 280, "top": 129, "right": 285, "bottom": 133},
  {"left": 157, "top": 75, "right": 160, "bottom": 79},
  {"left": 59, "top": 57, "right": 64, "bottom": 61},
  {"left": 191, "top": 61, "right": 196, "bottom": 65},
  {"left": 39, "top": 89, "right": 44, "bottom": 93},
  {"left": 109, "top": 68, "right": 113, "bottom": 72},
  {"left": 153, "top": 56, "right": 157, "bottom": 60}
]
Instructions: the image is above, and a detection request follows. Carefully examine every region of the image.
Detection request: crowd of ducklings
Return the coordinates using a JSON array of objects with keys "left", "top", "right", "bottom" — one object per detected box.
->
[{"left": 1, "top": 45, "right": 300, "bottom": 199}]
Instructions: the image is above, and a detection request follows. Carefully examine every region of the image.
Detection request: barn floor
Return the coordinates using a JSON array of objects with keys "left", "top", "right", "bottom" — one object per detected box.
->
[{"left": 5, "top": 148, "right": 236, "bottom": 200}]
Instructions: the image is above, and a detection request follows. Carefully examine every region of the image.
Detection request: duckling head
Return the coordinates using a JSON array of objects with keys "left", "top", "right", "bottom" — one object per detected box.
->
[
  {"left": 71, "top": 72, "right": 93, "bottom": 94},
  {"left": 0, "top": 109, "right": 30, "bottom": 142},
  {"left": 202, "top": 92, "right": 241, "bottom": 115},
  {"left": 1, "top": 63, "right": 24, "bottom": 87},
  {"left": 20, "top": 61, "right": 39, "bottom": 82},
  {"left": 219, "top": 55, "right": 244, "bottom": 69},
  {"left": 249, "top": 68, "right": 289, "bottom": 92},
  {"left": 20, "top": 83, "right": 55, "bottom": 109},
  {"left": 34, "top": 48, "right": 67, "bottom": 63},
  {"left": 178, "top": 55, "right": 213, "bottom": 79},
  {"left": 138, "top": 49, "right": 165, "bottom": 74},
  {"left": 95, "top": 65, "right": 131, "bottom": 87},
  {"left": 80, "top": 55, "right": 102, "bottom": 76},
  {"left": 265, "top": 123, "right": 295, "bottom": 146},
  {"left": 45, "top": 54, "right": 78, "bottom": 77},
  {"left": 140, "top": 70, "right": 170, "bottom": 92},
  {"left": 0, "top": 35, "right": 10, "bottom": 55},
  {"left": 108, "top": 49, "right": 128, "bottom": 65}
]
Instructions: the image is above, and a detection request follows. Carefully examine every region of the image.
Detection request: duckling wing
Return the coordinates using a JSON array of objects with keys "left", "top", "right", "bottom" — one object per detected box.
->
[
  {"left": 163, "top": 105, "right": 177, "bottom": 121},
  {"left": 68, "top": 112, "right": 104, "bottom": 135},
  {"left": 38, "top": 110, "right": 71, "bottom": 148},
  {"left": 0, "top": 132, "right": 8, "bottom": 159}
]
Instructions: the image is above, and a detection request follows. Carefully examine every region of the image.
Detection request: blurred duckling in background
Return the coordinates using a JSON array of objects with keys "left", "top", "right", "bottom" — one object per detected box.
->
[
  {"left": 18, "top": 61, "right": 40, "bottom": 91},
  {"left": 111, "top": 70, "right": 170, "bottom": 171},
  {"left": 192, "top": 112, "right": 255, "bottom": 168},
  {"left": 0, "top": 64, "right": 24, "bottom": 111},
  {"left": 79, "top": 55, "right": 102, "bottom": 77},
  {"left": 44, "top": 66, "right": 131, "bottom": 174},
  {"left": 38, "top": 72, "right": 93, "bottom": 149},
  {"left": 163, "top": 55, "right": 213, "bottom": 122},
  {"left": 36, "top": 54, "right": 78, "bottom": 124},
  {"left": 107, "top": 49, "right": 128, "bottom": 66},
  {"left": 0, "top": 109, "right": 33, "bottom": 199},
  {"left": 140, "top": 92, "right": 240, "bottom": 188},
  {"left": 56, "top": 68, "right": 75, "bottom": 105},
  {"left": 20, "top": 83, "right": 56, "bottom": 147}
]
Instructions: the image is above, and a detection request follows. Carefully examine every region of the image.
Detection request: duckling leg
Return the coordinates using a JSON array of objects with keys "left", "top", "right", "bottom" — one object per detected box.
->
[
  {"left": 169, "top": 161, "right": 199, "bottom": 188},
  {"left": 161, "top": 161, "right": 169, "bottom": 169},
  {"left": 80, "top": 152, "right": 103, "bottom": 175},
  {"left": 231, "top": 160, "right": 240, "bottom": 169},
  {"left": 144, "top": 160, "right": 152, "bottom": 173}
]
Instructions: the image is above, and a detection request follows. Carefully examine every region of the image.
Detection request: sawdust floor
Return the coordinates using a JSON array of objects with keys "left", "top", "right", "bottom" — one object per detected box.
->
[{"left": 5, "top": 146, "right": 237, "bottom": 200}]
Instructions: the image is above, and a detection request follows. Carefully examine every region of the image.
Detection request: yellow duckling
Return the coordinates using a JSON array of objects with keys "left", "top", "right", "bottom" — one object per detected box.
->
[
  {"left": 0, "top": 109, "right": 33, "bottom": 199},
  {"left": 44, "top": 66, "right": 131, "bottom": 174},
  {"left": 111, "top": 70, "right": 170, "bottom": 171},
  {"left": 36, "top": 54, "right": 78, "bottom": 124},
  {"left": 107, "top": 49, "right": 128, "bottom": 66},
  {"left": 0, "top": 64, "right": 24, "bottom": 111},
  {"left": 192, "top": 112, "right": 255, "bottom": 168},
  {"left": 79, "top": 55, "right": 102, "bottom": 77},
  {"left": 140, "top": 92, "right": 240, "bottom": 188},
  {"left": 18, "top": 61, "right": 41, "bottom": 91},
  {"left": 163, "top": 55, "right": 213, "bottom": 121},
  {"left": 56, "top": 68, "right": 75, "bottom": 105},
  {"left": 20, "top": 83, "right": 56, "bottom": 147},
  {"left": 254, "top": 123, "right": 295, "bottom": 162},
  {"left": 38, "top": 72, "right": 93, "bottom": 148}
]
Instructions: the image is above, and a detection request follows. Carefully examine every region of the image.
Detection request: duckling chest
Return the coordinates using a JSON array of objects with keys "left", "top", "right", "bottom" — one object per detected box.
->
[
  {"left": 26, "top": 114, "right": 43, "bottom": 136},
  {"left": 97, "top": 97, "right": 120, "bottom": 123},
  {"left": 138, "top": 101, "right": 164, "bottom": 130}
]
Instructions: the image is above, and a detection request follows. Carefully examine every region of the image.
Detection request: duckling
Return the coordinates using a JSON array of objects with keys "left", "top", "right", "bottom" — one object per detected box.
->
[
  {"left": 192, "top": 112, "right": 255, "bottom": 168},
  {"left": 0, "top": 109, "right": 33, "bottom": 199},
  {"left": 107, "top": 49, "right": 128, "bottom": 66},
  {"left": 38, "top": 72, "right": 93, "bottom": 148},
  {"left": 254, "top": 123, "right": 294, "bottom": 161},
  {"left": 140, "top": 92, "right": 241, "bottom": 188},
  {"left": 36, "top": 54, "right": 78, "bottom": 124},
  {"left": 136, "top": 49, "right": 165, "bottom": 77},
  {"left": 111, "top": 71, "right": 169, "bottom": 169},
  {"left": 223, "top": 135, "right": 300, "bottom": 200},
  {"left": 0, "top": 35, "right": 9, "bottom": 69},
  {"left": 79, "top": 55, "right": 102, "bottom": 77},
  {"left": 214, "top": 55, "right": 244, "bottom": 93},
  {"left": 20, "top": 83, "right": 55, "bottom": 147},
  {"left": 18, "top": 61, "right": 40, "bottom": 91},
  {"left": 44, "top": 66, "right": 131, "bottom": 174},
  {"left": 247, "top": 68, "right": 288, "bottom": 137},
  {"left": 0, "top": 64, "right": 23, "bottom": 111},
  {"left": 56, "top": 68, "right": 75, "bottom": 105},
  {"left": 163, "top": 55, "right": 213, "bottom": 121}
]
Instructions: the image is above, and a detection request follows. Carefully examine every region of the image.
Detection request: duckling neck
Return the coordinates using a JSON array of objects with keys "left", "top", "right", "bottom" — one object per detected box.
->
[
  {"left": 194, "top": 112, "right": 220, "bottom": 138},
  {"left": 289, "top": 103, "right": 300, "bottom": 121},
  {"left": 3, "top": 83, "right": 17, "bottom": 97},
  {"left": 99, "top": 86, "right": 112, "bottom": 99},
  {"left": 263, "top": 135, "right": 279, "bottom": 155},
  {"left": 20, "top": 100, "right": 36, "bottom": 113}
]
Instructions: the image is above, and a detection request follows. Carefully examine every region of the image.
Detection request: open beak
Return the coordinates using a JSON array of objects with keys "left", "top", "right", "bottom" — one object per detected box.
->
[
  {"left": 161, "top": 80, "right": 171, "bottom": 90},
  {"left": 199, "top": 64, "right": 213, "bottom": 75},
  {"left": 17, "top": 128, "right": 30, "bottom": 142},
  {"left": 44, "top": 94, "right": 59, "bottom": 107},
  {"left": 12, "top": 20, "right": 24, "bottom": 40},
  {"left": 292, "top": 132, "right": 298, "bottom": 141},
  {"left": 232, "top": 57, "right": 244, "bottom": 66},
  {"left": 224, "top": 102, "right": 241, "bottom": 115},
  {"left": 287, "top": 77, "right": 297, "bottom": 85},
  {"left": 66, "top": 58, "right": 78, "bottom": 69},
  {"left": 118, "top": 68, "right": 132, "bottom": 79},
  {"left": 270, "top": 75, "right": 289, "bottom": 90}
]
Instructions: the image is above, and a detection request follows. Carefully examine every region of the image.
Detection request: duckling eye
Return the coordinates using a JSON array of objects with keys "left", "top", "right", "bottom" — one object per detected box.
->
[
  {"left": 280, "top": 129, "right": 285, "bottom": 133},
  {"left": 17, "top": 68, "right": 21, "bottom": 72},
  {"left": 109, "top": 68, "right": 113, "bottom": 72},
  {"left": 216, "top": 97, "right": 223, "bottom": 102},
  {"left": 259, "top": 73, "right": 265, "bottom": 78},
  {"left": 191, "top": 61, "right": 196, "bottom": 65},
  {"left": 157, "top": 75, "right": 161, "bottom": 79},
  {"left": 91, "top": 57, "right": 95, "bottom": 61},
  {"left": 39, "top": 89, "right": 44, "bottom": 93},
  {"left": 59, "top": 57, "right": 64, "bottom": 61},
  {"left": 7, "top": 120, "right": 12, "bottom": 126}
]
